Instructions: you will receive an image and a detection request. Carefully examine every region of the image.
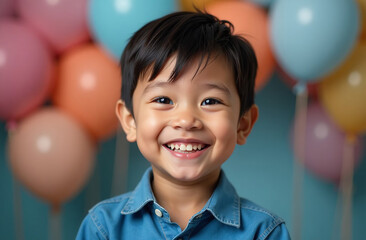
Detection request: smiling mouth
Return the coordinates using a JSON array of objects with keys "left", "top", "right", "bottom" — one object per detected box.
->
[{"left": 164, "top": 143, "right": 209, "bottom": 153}]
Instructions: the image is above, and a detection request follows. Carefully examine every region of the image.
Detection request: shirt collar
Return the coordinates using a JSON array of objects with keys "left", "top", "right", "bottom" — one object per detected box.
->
[
  {"left": 204, "top": 171, "right": 241, "bottom": 228},
  {"left": 120, "top": 168, "right": 155, "bottom": 215},
  {"left": 120, "top": 168, "right": 241, "bottom": 228}
]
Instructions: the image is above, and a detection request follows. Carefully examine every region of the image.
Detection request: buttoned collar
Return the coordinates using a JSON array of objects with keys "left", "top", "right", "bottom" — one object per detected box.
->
[{"left": 120, "top": 167, "right": 241, "bottom": 228}]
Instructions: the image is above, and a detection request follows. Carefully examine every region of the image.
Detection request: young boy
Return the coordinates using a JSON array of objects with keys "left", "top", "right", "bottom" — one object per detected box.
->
[{"left": 77, "top": 11, "right": 291, "bottom": 239}]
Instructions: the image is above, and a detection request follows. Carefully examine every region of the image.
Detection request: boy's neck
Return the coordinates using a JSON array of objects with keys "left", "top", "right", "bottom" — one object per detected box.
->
[{"left": 151, "top": 169, "right": 220, "bottom": 231}]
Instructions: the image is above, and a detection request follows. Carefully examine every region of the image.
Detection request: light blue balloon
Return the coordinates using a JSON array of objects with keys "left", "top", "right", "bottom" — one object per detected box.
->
[
  {"left": 270, "top": 0, "right": 360, "bottom": 82},
  {"left": 89, "top": 0, "right": 177, "bottom": 60}
]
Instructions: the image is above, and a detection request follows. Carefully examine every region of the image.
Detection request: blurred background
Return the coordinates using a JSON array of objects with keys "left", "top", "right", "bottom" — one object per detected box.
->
[{"left": 1, "top": 0, "right": 366, "bottom": 239}]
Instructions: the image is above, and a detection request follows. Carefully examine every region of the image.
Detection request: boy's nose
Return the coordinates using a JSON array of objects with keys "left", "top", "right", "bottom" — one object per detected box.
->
[{"left": 170, "top": 108, "right": 203, "bottom": 130}]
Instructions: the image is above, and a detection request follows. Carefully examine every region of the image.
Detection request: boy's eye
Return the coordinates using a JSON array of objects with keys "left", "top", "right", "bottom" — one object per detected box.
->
[
  {"left": 201, "top": 98, "right": 222, "bottom": 106},
  {"left": 152, "top": 97, "right": 173, "bottom": 104}
]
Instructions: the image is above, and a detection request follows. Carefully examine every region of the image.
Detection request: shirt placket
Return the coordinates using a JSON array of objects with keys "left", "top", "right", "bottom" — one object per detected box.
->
[{"left": 153, "top": 204, "right": 182, "bottom": 240}]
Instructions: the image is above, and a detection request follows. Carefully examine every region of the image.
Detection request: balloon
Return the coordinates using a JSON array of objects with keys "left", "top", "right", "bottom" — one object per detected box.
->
[
  {"left": 207, "top": 1, "right": 275, "bottom": 91},
  {"left": 270, "top": 0, "right": 360, "bottom": 82},
  {"left": 179, "top": 0, "right": 226, "bottom": 11},
  {"left": 89, "top": 0, "right": 177, "bottom": 60},
  {"left": 8, "top": 108, "right": 95, "bottom": 208},
  {"left": 0, "top": 0, "right": 14, "bottom": 18},
  {"left": 0, "top": 19, "right": 53, "bottom": 121},
  {"left": 16, "top": 0, "right": 89, "bottom": 54},
  {"left": 359, "top": 0, "right": 366, "bottom": 41},
  {"left": 292, "top": 102, "right": 362, "bottom": 183},
  {"left": 52, "top": 44, "right": 121, "bottom": 140},
  {"left": 319, "top": 43, "right": 366, "bottom": 135}
]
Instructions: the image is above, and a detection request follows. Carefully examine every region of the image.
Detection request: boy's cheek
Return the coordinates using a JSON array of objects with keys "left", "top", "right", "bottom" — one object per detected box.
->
[
  {"left": 208, "top": 115, "right": 237, "bottom": 137},
  {"left": 135, "top": 111, "right": 164, "bottom": 139},
  {"left": 209, "top": 120, "right": 237, "bottom": 146}
]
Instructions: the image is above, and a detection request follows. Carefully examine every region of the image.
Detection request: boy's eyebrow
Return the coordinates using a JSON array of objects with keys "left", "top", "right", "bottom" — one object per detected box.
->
[
  {"left": 142, "top": 81, "right": 231, "bottom": 95},
  {"left": 142, "top": 81, "right": 172, "bottom": 94},
  {"left": 202, "top": 83, "right": 231, "bottom": 96}
]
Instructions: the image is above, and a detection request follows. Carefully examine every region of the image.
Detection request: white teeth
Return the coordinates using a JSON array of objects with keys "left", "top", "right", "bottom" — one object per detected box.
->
[
  {"left": 186, "top": 144, "right": 192, "bottom": 151},
  {"left": 167, "top": 143, "right": 205, "bottom": 152}
]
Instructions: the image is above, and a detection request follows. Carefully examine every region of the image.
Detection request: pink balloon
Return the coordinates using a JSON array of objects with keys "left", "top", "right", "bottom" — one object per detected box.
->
[
  {"left": 292, "top": 102, "right": 363, "bottom": 183},
  {"left": 0, "top": 19, "right": 53, "bottom": 121},
  {"left": 16, "top": 0, "right": 90, "bottom": 53},
  {"left": 0, "top": 0, "right": 14, "bottom": 18},
  {"left": 8, "top": 108, "right": 96, "bottom": 208}
]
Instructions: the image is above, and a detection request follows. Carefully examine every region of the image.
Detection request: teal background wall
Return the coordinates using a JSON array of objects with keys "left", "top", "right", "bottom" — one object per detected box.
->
[{"left": 1, "top": 73, "right": 366, "bottom": 240}]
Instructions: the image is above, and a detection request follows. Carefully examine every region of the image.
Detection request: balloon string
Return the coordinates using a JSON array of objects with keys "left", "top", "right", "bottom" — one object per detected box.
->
[
  {"left": 339, "top": 136, "right": 355, "bottom": 240},
  {"left": 111, "top": 125, "right": 130, "bottom": 196},
  {"left": 291, "top": 85, "right": 308, "bottom": 240},
  {"left": 12, "top": 179, "right": 25, "bottom": 240},
  {"left": 49, "top": 208, "right": 62, "bottom": 240}
]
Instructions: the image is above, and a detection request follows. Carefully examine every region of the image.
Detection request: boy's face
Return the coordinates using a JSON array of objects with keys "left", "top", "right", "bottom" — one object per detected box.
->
[{"left": 117, "top": 54, "right": 258, "bottom": 184}]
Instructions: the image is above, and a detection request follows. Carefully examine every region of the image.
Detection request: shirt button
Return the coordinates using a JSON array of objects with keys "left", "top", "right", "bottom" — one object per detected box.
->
[{"left": 155, "top": 209, "right": 163, "bottom": 217}]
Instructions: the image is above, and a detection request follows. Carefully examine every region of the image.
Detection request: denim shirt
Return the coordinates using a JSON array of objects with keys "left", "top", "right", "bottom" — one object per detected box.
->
[{"left": 76, "top": 168, "right": 291, "bottom": 240}]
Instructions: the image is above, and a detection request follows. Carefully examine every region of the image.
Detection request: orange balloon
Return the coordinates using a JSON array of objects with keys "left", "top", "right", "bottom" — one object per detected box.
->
[
  {"left": 179, "top": 0, "right": 229, "bottom": 11},
  {"left": 207, "top": 1, "right": 275, "bottom": 91},
  {"left": 52, "top": 44, "right": 121, "bottom": 140},
  {"left": 8, "top": 108, "right": 95, "bottom": 208},
  {"left": 319, "top": 43, "right": 366, "bottom": 134}
]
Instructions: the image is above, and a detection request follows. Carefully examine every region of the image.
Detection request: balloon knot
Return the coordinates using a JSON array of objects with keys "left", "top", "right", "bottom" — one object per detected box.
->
[{"left": 293, "top": 82, "right": 307, "bottom": 95}]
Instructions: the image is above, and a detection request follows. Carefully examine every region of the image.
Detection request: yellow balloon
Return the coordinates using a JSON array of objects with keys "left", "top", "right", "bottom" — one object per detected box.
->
[
  {"left": 179, "top": 0, "right": 229, "bottom": 11},
  {"left": 319, "top": 43, "right": 366, "bottom": 134}
]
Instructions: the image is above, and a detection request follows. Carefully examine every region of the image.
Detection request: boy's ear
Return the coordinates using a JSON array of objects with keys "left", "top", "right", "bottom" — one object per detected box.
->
[
  {"left": 237, "top": 104, "right": 259, "bottom": 145},
  {"left": 115, "top": 100, "right": 137, "bottom": 142}
]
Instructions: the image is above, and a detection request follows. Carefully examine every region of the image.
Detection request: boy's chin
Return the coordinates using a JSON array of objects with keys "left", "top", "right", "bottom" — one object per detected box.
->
[{"left": 153, "top": 166, "right": 220, "bottom": 185}]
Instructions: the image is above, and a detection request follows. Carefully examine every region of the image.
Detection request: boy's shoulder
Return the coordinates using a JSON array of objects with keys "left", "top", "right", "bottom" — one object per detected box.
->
[
  {"left": 240, "top": 197, "right": 283, "bottom": 222},
  {"left": 238, "top": 197, "right": 287, "bottom": 239},
  {"left": 76, "top": 192, "right": 137, "bottom": 240},
  {"left": 84, "top": 191, "right": 137, "bottom": 236},
  {"left": 88, "top": 168, "right": 155, "bottom": 217},
  {"left": 213, "top": 170, "right": 285, "bottom": 228},
  {"left": 89, "top": 191, "right": 133, "bottom": 215}
]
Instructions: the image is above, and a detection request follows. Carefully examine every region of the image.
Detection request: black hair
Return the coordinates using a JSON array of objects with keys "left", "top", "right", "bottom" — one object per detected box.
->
[{"left": 120, "top": 11, "right": 257, "bottom": 117}]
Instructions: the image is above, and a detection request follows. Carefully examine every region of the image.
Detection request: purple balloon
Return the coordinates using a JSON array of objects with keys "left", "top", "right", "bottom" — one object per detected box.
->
[
  {"left": 292, "top": 102, "right": 363, "bottom": 183},
  {"left": 0, "top": 19, "right": 53, "bottom": 121},
  {"left": 17, "top": 0, "right": 89, "bottom": 54}
]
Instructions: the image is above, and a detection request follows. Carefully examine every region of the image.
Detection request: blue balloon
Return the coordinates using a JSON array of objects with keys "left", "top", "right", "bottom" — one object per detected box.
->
[
  {"left": 89, "top": 0, "right": 177, "bottom": 60},
  {"left": 270, "top": 0, "right": 360, "bottom": 82}
]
